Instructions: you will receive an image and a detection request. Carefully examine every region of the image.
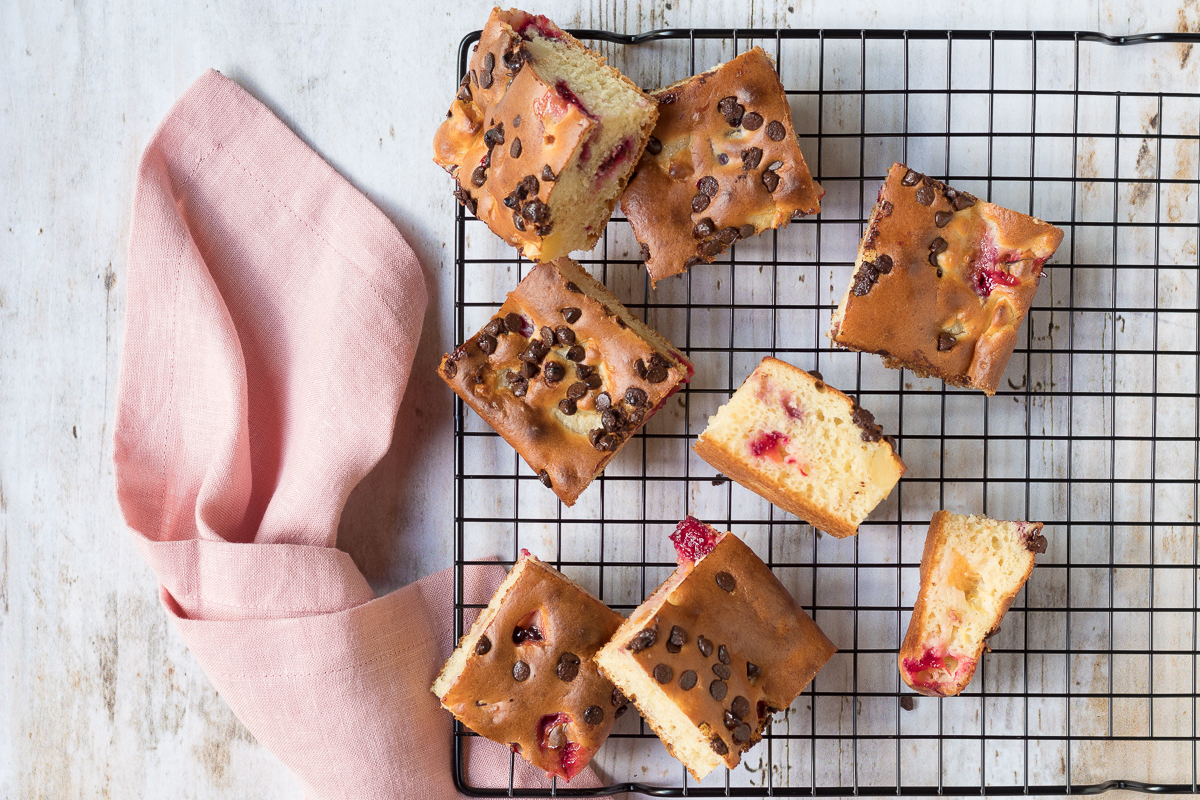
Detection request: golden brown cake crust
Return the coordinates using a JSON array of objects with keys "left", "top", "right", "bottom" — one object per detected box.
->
[
  {"left": 621, "top": 48, "right": 823, "bottom": 285},
  {"left": 829, "top": 162, "right": 1064, "bottom": 395},
  {"left": 597, "top": 521, "right": 835, "bottom": 777},
  {"left": 433, "top": 554, "right": 625, "bottom": 780},
  {"left": 438, "top": 258, "right": 689, "bottom": 505}
]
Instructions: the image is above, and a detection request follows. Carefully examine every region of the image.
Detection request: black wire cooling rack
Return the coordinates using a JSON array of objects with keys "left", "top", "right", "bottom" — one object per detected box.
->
[{"left": 450, "top": 27, "right": 1200, "bottom": 797}]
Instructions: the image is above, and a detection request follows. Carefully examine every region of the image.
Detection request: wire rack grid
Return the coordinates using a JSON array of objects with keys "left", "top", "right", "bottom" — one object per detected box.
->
[{"left": 450, "top": 26, "right": 1200, "bottom": 797}]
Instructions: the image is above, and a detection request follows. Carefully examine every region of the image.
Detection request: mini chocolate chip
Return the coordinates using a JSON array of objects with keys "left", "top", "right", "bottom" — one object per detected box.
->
[
  {"left": 520, "top": 361, "right": 539, "bottom": 379},
  {"left": 645, "top": 365, "right": 668, "bottom": 384},
  {"left": 483, "top": 317, "right": 507, "bottom": 337},
  {"left": 654, "top": 664, "right": 673, "bottom": 684},
  {"left": 538, "top": 469, "right": 552, "bottom": 488},
  {"left": 508, "top": 377, "right": 528, "bottom": 398},
  {"left": 718, "top": 152, "right": 729, "bottom": 165},
  {"left": 747, "top": 662, "right": 761, "bottom": 681},
  {"left": 555, "top": 325, "right": 575, "bottom": 345},
  {"left": 443, "top": 359, "right": 458, "bottom": 378},
  {"left": 691, "top": 193, "right": 710, "bottom": 213},
  {"left": 512, "top": 660, "right": 530, "bottom": 681},
  {"left": 584, "top": 373, "right": 602, "bottom": 390},
  {"left": 761, "top": 169, "right": 780, "bottom": 193},
  {"left": 544, "top": 361, "right": 565, "bottom": 383},
  {"left": 731, "top": 695, "right": 750, "bottom": 719},
  {"left": 712, "top": 663, "right": 731, "bottom": 680},
  {"left": 712, "top": 227, "right": 737, "bottom": 245},
  {"left": 478, "top": 69, "right": 493, "bottom": 89},
  {"left": 710, "top": 679, "right": 728, "bottom": 701},
  {"left": 930, "top": 236, "right": 948, "bottom": 254},
  {"left": 715, "top": 571, "right": 736, "bottom": 593},
  {"left": 902, "top": 169, "right": 921, "bottom": 186},
  {"left": 542, "top": 165, "right": 557, "bottom": 182},
  {"left": 710, "top": 735, "right": 729, "bottom": 756},
  {"left": 741, "top": 147, "right": 763, "bottom": 170},
  {"left": 539, "top": 326, "right": 556, "bottom": 347},
  {"left": 612, "top": 687, "right": 628, "bottom": 708},
  {"left": 935, "top": 210, "right": 954, "bottom": 228},
  {"left": 699, "top": 176, "right": 719, "bottom": 197},
  {"left": 559, "top": 307, "right": 581, "bottom": 325},
  {"left": 683, "top": 256, "right": 701, "bottom": 269},
  {"left": 915, "top": 184, "right": 936, "bottom": 206},
  {"left": 558, "top": 398, "right": 577, "bottom": 415},
  {"left": 717, "top": 96, "right": 739, "bottom": 116},
  {"left": 646, "top": 136, "right": 662, "bottom": 155},
  {"left": 594, "top": 392, "right": 611, "bottom": 412},
  {"left": 767, "top": 119, "right": 787, "bottom": 140},
  {"left": 598, "top": 432, "right": 621, "bottom": 452},
  {"left": 603, "top": 409, "right": 624, "bottom": 432},
  {"left": 483, "top": 123, "right": 504, "bottom": 148},
  {"left": 556, "top": 652, "right": 580, "bottom": 682},
  {"left": 614, "top": 703, "right": 629, "bottom": 718},
  {"left": 566, "top": 381, "right": 588, "bottom": 400},
  {"left": 936, "top": 267, "right": 944, "bottom": 277},
  {"left": 522, "top": 199, "right": 550, "bottom": 224},
  {"left": 718, "top": 644, "right": 731, "bottom": 665},
  {"left": 512, "top": 211, "right": 526, "bottom": 232},
  {"left": 512, "top": 113, "right": 521, "bottom": 128},
  {"left": 584, "top": 705, "right": 604, "bottom": 725},
  {"left": 475, "top": 635, "right": 492, "bottom": 655},
  {"left": 477, "top": 333, "right": 497, "bottom": 355},
  {"left": 937, "top": 332, "right": 957, "bottom": 351},
  {"left": 565, "top": 347, "right": 585, "bottom": 365},
  {"left": 634, "top": 358, "right": 648, "bottom": 379},
  {"left": 505, "top": 312, "right": 525, "bottom": 334},
  {"left": 741, "top": 111, "right": 763, "bottom": 130},
  {"left": 723, "top": 710, "right": 739, "bottom": 730},
  {"left": 510, "top": 138, "right": 522, "bottom": 159},
  {"left": 880, "top": 200, "right": 894, "bottom": 216},
  {"left": 679, "top": 670, "right": 697, "bottom": 690},
  {"left": 698, "top": 635, "right": 713, "bottom": 657},
  {"left": 768, "top": 160, "right": 783, "bottom": 171},
  {"left": 471, "top": 165, "right": 488, "bottom": 187},
  {"left": 625, "top": 387, "right": 647, "bottom": 407},
  {"left": 482, "top": 52, "right": 495, "bottom": 72},
  {"left": 576, "top": 364, "right": 594, "bottom": 379},
  {"left": 876, "top": 254, "right": 893, "bottom": 274},
  {"left": 1026, "top": 533, "right": 1049, "bottom": 554},
  {"left": 650, "top": 351, "right": 668, "bottom": 367},
  {"left": 668, "top": 625, "right": 686, "bottom": 648},
  {"left": 628, "top": 625, "right": 657, "bottom": 652},
  {"left": 733, "top": 723, "right": 751, "bottom": 744},
  {"left": 739, "top": 223, "right": 756, "bottom": 239},
  {"left": 456, "top": 83, "right": 472, "bottom": 103},
  {"left": 900, "top": 696, "right": 915, "bottom": 711},
  {"left": 693, "top": 218, "right": 716, "bottom": 238},
  {"left": 954, "top": 193, "right": 976, "bottom": 210}
]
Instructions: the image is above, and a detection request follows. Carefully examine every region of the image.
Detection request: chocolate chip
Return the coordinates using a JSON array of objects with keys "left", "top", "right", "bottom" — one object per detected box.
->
[
  {"left": 718, "top": 153, "right": 729, "bottom": 165},
  {"left": 558, "top": 398, "right": 577, "bottom": 415},
  {"left": 679, "top": 670, "right": 697, "bottom": 690},
  {"left": 602, "top": 408, "right": 624, "bottom": 432},
  {"left": 693, "top": 218, "right": 716, "bottom": 238},
  {"left": 443, "top": 359, "right": 458, "bottom": 378},
  {"left": 512, "top": 661, "right": 530, "bottom": 681},
  {"left": 710, "top": 735, "right": 729, "bottom": 756},
  {"left": 733, "top": 723, "right": 751, "bottom": 744},
  {"left": 880, "top": 200, "right": 894, "bottom": 216},
  {"left": 625, "top": 387, "right": 647, "bottom": 407},
  {"left": 556, "top": 652, "right": 580, "bottom": 682},
  {"left": 478, "top": 69, "right": 493, "bottom": 90},
  {"left": 505, "top": 312, "right": 525, "bottom": 335},
  {"left": 646, "top": 136, "right": 662, "bottom": 155},
  {"left": 561, "top": 307, "right": 581, "bottom": 323},
  {"left": 633, "top": 358, "right": 647, "bottom": 379},
  {"left": 538, "top": 469, "right": 552, "bottom": 488},
  {"left": 930, "top": 236, "right": 948, "bottom": 255},
  {"left": 471, "top": 165, "right": 488, "bottom": 187},
  {"left": 483, "top": 317, "right": 507, "bottom": 337},
  {"left": 731, "top": 695, "right": 750, "bottom": 719},
  {"left": 761, "top": 169, "right": 780, "bottom": 193},
  {"left": 954, "top": 193, "right": 976, "bottom": 211},
  {"left": 1026, "top": 533, "right": 1049, "bottom": 554},
  {"left": 645, "top": 365, "right": 667, "bottom": 384},
  {"left": 452, "top": 184, "right": 477, "bottom": 216},
  {"left": 596, "top": 432, "right": 620, "bottom": 451},
  {"left": 683, "top": 256, "right": 701, "bottom": 269},
  {"left": 915, "top": 184, "right": 936, "bottom": 206},
  {"left": 542, "top": 165, "right": 557, "bottom": 182},
  {"left": 936, "top": 267, "right": 944, "bottom": 277},
  {"left": 584, "top": 373, "right": 602, "bottom": 390},
  {"left": 741, "top": 111, "right": 763, "bottom": 131},
  {"left": 717, "top": 96, "right": 739, "bottom": 116},
  {"left": 520, "top": 361, "right": 539, "bottom": 379},
  {"left": 456, "top": 83, "right": 472, "bottom": 103},
  {"left": 653, "top": 664, "right": 673, "bottom": 684},
  {"left": 512, "top": 114, "right": 521, "bottom": 128},
  {"left": 739, "top": 224, "right": 756, "bottom": 239},
  {"left": 851, "top": 404, "right": 883, "bottom": 443},
  {"left": 565, "top": 281, "right": 582, "bottom": 294},
  {"left": 477, "top": 333, "right": 497, "bottom": 355},
  {"left": 691, "top": 193, "right": 710, "bottom": 213},
  {"left": 519, "top": 340, "right": 548, "bottom": 364},
  {"left": 852, "top": 262, "right": 879, "bottom": 297},
  {"left": 741, "top": 147, "right": 763, "bottom": 170},
  {"left": 511, "top": 211, "right": 526, "bottom": 232},
  {"left": 902, "top": 169, "right": 921, "bottom": 186},
  {"left": 876, "top": 254, "right": 893, "bottom": 274},
  {"left": 639, "top": 242, "right": 650, "bottom": 262},
  {"left": 544, "top": 361, "right": 565, "bottom": 383},
  {"left": 537, "top": 327, "right": 555, "bottom": 348},
  {"left": 614, "top": 703, "right": 629, "bottom": 718},
  {"left": 900, "top": 696, "right": 915, "bottom": 711},
  {"left": 710, "top": 680, "right": 728, "bottom": 701},
  {"left": 566, "top": 381, "right": 588, "bottom": 400},
  {"left": 549, "top": 327, "right": 572, "bottom": 348},
  {"left": 935, "top": 210, "right": 954, "bottom": 228},
  {"left": 612, "top": 687, "right": 628, "bottom": 708},
  {"left": 650, "top": 351, "right": 668, "bottom": 368},
  {"left": 723, "top": 710, "right": 739, "bottom": 730},
  {"left": 808, "top": 369, "right": 823, "bottom": 381},
  {"left": 510, "top": 138, "right": 522, "bottom": 159},
  {"left": 715, "top": 227, "right": 739, "bottom": 245},
  {"left": 628, "top": 625, "right": 657, "bottom": 652},
  {"left": 561, "top": 347, "right": 584, "bottom": 367},
  {"left": 483, "top": 123, "right": 504, "bottom": 148},
  {"left": 747, "top": 661, "right": 761, "bottom": 682},
  {"left": 937, "top": 332, "right": 957, "bottom": 351},
  {"left": 522, "top": 199, "right": 549, "bottom": 224},
  {"left": 584, "top": 705, "right": 603, "bottom": 725},
  {"left": 715, "top": 571, "right": 736, "bottom": 593},
  {"left": 697, "top": 635, "right": 713, "bottom": 658},
  {"left": 718, "top": 644, "right": 731, "bottom": 665},
  {"left": 668, "top": 625, "right": 686, "bottom": 648},
  {"left": 468, "top": 69, "right": 477, "bottom": 87},
  {"left": 482, "top": 52, "right": 495, "bottom": 72},
  {"left": 712, "top": 663, "right": 731, "bottom": 680},
  {"left": 698, "top": 176, "right": 719, "bottom": 197},
  {"left": 475, "top": 635, "right": 492, "bottom": 655},
  {"left": 575, "top": 363, "right": 594, "bottom": 379}
]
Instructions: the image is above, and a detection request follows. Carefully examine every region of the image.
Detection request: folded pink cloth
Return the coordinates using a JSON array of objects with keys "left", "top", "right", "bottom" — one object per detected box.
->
[{"left": 114, "top": 70, "right": 602, "bottom": 798}]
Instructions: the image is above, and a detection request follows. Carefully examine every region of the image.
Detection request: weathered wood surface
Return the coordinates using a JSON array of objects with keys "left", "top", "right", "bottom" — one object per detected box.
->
[{"left": 2, "top": 0, "right": 1198, "bottom": 797}]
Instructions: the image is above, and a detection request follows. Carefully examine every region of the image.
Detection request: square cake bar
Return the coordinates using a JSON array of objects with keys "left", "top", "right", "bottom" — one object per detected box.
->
[
  {"left": 439, "top": 257, "right": 692, "bottom": 505},
  {"left": 595, "top": 517, "right": 835, "bottom": 780},
  {"left": 431, "top": 551, "right": 628, "bottom": 781},
  {"left": 829, "top": 162, "right": 1063, "bottom": 395}
]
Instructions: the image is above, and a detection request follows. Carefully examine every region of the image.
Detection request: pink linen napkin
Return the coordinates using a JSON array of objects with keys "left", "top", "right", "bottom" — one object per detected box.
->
[{"left": 114, "top": 69, "right": 603, "bottom": 798}]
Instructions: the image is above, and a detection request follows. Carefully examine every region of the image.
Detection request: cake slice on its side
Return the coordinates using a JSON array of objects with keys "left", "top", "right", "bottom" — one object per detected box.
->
[
  {"left": 431, "top": 551, "right": 628, "bottom": 781},
  {"left": 694, "top": 357, "right": 905, "bottom": 538},
  {"left": 595, "top": 517, "right": 835, "bottom": 781},
  {"left": 434, "top": 8, "right": 658, "bottom": 261},
  {"left": 899, "top": 510, "right": 1047, "bottom": 697}
]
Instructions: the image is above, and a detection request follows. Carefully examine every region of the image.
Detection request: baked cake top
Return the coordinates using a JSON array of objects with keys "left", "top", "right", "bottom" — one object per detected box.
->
[
  {"left": 829, "top": 162, "right": 1064, "bottom": 395},
  {"left": 431, "top": 552, "right": 626, "bottom": 781},
  {"left": 438, "top": 257, "right": 690, "bottom": 505},
  {"left": 621, "top": 47, "right": 823, "bottom": 285}
]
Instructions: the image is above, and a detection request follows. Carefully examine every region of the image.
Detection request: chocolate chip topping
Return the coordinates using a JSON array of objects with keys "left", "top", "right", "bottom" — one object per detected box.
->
[
  {"left": 482, "top": 52, "right": 495, "bottom": 72},
  {"left": 565, "top": 381, "right": 588, "bottom": 401},
  {"left": 557, "top": 398, "right": 576, "bottom": 416},
  {"left": 710, "top": 679, "right": 728, "bottom": 701},
  {"left": 934, "top": 210, "right": 954, "bottom": 228},
  {"left": 576, "top": 363, "right": 594, "bottom": 379},
  {"left": 741, "top": 111, "right": 763, "bottom": 130},
  {"left": 556, "top": 652, "right": 580, "bottom": 682},
  {"left": 698, "top": 239, "right": 724, "bottom": 257},
  {"left": 731, "top": 695, "right": 750, "bottom": 719},
  {"left": 624, "top": 387, "right": 647, "bottom": 407},
  {"left": 691, "top": 193, "right": 710, "bottom": 213},
  {"left": 694, "top": 217, "right": 715, "bottom": 238},
  {"left": 584, "top": 373, "right": 602, "bottom": 390},
  {"left": 565, "top": 345, "right": 585, "bottom": 363},
  {"left": 645, "top": 364, "right": 668, "bottom": 384},
  {"left": 697, "top": 635, "right": 713, "bottom": 658},
  {"left": 512, "top": 114, "right": 521, "bottom": 128},
  {"left": 443, "top": 358, "right": 458, "bottom": 378},
  {"left": 718, "top": 153, "right": 729, "bottom": 165},
  {"left": 851, "top": 404, "right": 883, "bottom": 443},
  {"left": 511, "top": 211, "right": 526, "bottom": 232},
  {"left": 852, "top": 261, "right": 880, "bottom": 297},
  {"left": 478, "top": 69, "right": 493, "bottom": 90},
  {"left": 733, "top": 723, "right": 752, "bottom": 744},
  {"left": 561, "top": 306, "right": 581, "bottom": 323},
  {"left": 718, "top": 96, "right": 745, "bottom": 126},
  {"left": 739, "top": 224, "right": 756, "bottom": 239},
  {"left": 584, "top": 705, "right": 603, "bottom": 725},
  {"left": 715, "top": 227, "right": 739, "bottom": 245},
  {"left": 698, "top": 176, "right": 719, "bottom": 197},
  {"left": 505, "top": 312, "right": 524, "bottom": 334},
  {"left": 900, "top": 696, "right": 915, "bottom": 711},
  {"left": 954, "top": 193, "right": 976, "bottom": 210},
  {"left": 593, "top": 431, "right": 620, "bottom": 452},
  {"left": 653, "top": 663, "right": 673, "bottom": 684},
  {"left": 710, "top": 735, "right": 729, "bottom": 755},
  {"left": 565, "top": 281, "right": 582, "bottom": 294},
  {"left": 937, "top": 332, "right": 957, "bottom": 351},
  {"left": 628, "top": 624, "right": 658, "bottom": 653},
  {"left": 612, "top": 687, "right": 628, "bottom": 708},
  {"left": 540, "top": 326, "right": 557, "bottom": 347},
  {"left": 902, "top": 169, "right": 921, "bottom": 186},
  {"left": 471, "top": 165, "right": 488, "bottom": 187},
  {"left": 477, "top": 333, "right": 497, "bottom": 355},
  {"left": 543, "top": 361, "right": 565, "bottom": 383},
  {"left": 483, "top": 317, "right": 506, "bottom": 337},
  {"left": 509, "top": 137, "right": 522, "bottom": 159},
  {"left": 533, "top": 469, "right": 551, "bottom": 489},
  {"left": 766, "top": 120, "right": 786, "bottom": 141},
  {"left": 712, "top": 663, "right": 731, "bottom": 680},
  {"left": 518, "top": 340, "right": 548, "bottom": 364},
  {"left": 880, "top": 200, "right": 894, "bottom": 216},
  {"left": 541, "top": 165, "right": 557, "bottom": 182},
  {"left": 747, "top": 661, "right": 761, "bottom": 682},
  {"left": 717, "top": 644, "right": 731, "bottom": 665},
  {"left": 594, "top": 392, "right": 611, "bottom": 411},
  {"left": 601, "top": 408, "right": 623, "bottom": 432},
  {"left": 475, "top": 635, "right": 491, "bottom": 655},
  {"left": 520, "top": 361, "right": 539, "bottom": 379},
  {"left": 930, "top": 236, "right": 948, "bottom": 254},
  {"left": 638, "top": 242, "right": 651, "bottom": 262},
  {"left": 668, "top": 625, "right": 686, "bottom": 649},
  {"left": 679, "top": 670, "right": 697, "bottom": 690},
  {"left": 1026, "top": 532, "right": 1049, "bottom": 554},
  {"left": 761, "top": 169, "right": 780, "bottom": 193},
  {"left": 715, "top": 571, "right": 736, "bottom": 593},
  {"left": 512, "top": 660, "right": 530, "bottom": 681},
  {"left": 723, "top": 710, "right": 739, "bottom": 730},
  {"left": 741, "top": 147, "right": 763, "bottom": 170},
  {"left": 915, "top": 184, "right": 936, "bottom": 206},
  {"left": 876, "top": 254, "right": 893, "bottom": 274},
  {"left": 456, "top": 83, "right": 472, "bottom": 103},
  {"left": 645, "top": 136, "right": 662, "bottom": 155},
  {"left": 717, "top": 96, "right": 739, "bottom": 116},
  {"left": 452, "top": 184, "right": 477, "bottom": 216},
  {"left": 483, "top": 122, "right": 504, "bottom": 149}
]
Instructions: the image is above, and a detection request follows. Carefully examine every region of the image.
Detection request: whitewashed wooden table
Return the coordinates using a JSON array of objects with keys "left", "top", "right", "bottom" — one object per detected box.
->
[{"left": 2, "top": 1, "right": 1198, "bottom": 797}]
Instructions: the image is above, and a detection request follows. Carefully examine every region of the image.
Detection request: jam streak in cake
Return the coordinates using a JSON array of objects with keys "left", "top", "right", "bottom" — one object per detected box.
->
[
  {"left": 748, "top": 430, "right": 809, "bottom": 475},
  {"left": 594, "top": 139, "right": 635, "bottom": 184},
  {"left": 902, "top": 646, "right": 975, "bottom": 695},
  {"left": 968, "top": 237, "right": 1026, "bottom": 299},
  {"left": 670, "top": 516, "right": 720, "bottom": 563},
  {"left": 536, "top": 712, "right": 586, "bottom": 779},
  {"left": 514, "top": 13, "right": 566, "bottom": 42}
]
